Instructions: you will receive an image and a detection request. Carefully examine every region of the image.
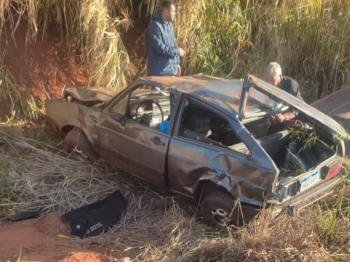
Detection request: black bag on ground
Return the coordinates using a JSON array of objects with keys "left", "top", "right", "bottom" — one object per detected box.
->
[{"left": 61, "top": 190, "right": 127, "bottom": 238}]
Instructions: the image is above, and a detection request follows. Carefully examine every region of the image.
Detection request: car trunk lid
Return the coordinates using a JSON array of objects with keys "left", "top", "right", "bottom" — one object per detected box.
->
[{"left": 238, "top": 74, "right": 346, "bottom": 139}]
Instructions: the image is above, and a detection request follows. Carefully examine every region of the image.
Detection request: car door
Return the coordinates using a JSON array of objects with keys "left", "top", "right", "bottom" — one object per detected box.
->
[
  {"left": 96, "top": 82, "right": 175, "bottom": 187},
  {"left": 166, "top": 96, "right": 277, "bottom": 204}
]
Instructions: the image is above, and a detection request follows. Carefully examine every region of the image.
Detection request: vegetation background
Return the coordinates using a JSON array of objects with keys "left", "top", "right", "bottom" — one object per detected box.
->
[
  {"left": 0, "top": 0, "right": 350, "bottom": 261},
  {"left": 1, "top": 0, "right": 350, "bottom": 120}
]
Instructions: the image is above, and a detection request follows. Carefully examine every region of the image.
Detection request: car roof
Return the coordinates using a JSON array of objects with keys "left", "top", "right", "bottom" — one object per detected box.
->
[
  {"left": 141, "top": 74, "right": 242, "bottom": 93},
  {"left": 140, "top": 74, "right": 244, "bottom": 115}
]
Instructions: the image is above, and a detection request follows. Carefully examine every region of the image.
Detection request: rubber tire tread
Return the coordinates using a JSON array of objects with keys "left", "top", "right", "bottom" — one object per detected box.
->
[{"left": 200, "top": 191, "right": 243, "bottom": 228}]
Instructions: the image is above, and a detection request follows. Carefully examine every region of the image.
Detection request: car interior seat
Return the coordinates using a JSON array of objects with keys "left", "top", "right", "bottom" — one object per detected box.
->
[
  {"left": 257, "top": 130, "right": 290, "bottom": 159},
  {"left": 182, "top": 114, "right": 223, "bottom": 147},
  {"left": 187, "top": 114, "right": 211, "bottom": 136},
  {"left": 229, "top": 130, "right": 290, "bottom": 156},
  {"left": 139, "top": 113, "right": 152, "bottom": 126}
]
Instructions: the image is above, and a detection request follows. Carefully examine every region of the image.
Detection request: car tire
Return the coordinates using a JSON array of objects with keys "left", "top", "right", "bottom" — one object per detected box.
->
[
  {"left": 200, "top": 191, "right": 244, "bottom": 228},
  {"left": 64, "top": 128, "right": 99, "bottom": 161}
]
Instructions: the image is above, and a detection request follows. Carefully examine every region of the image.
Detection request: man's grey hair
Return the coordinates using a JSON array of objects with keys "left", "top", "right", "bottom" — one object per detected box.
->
[{"left": 265, "top": 62, "right": 282, "bottom": 76}]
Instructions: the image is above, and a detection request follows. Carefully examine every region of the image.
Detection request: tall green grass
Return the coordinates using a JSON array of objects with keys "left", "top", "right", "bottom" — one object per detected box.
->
[
  {"left": 173, "top": 0, "right": 350, "bottom": 100},
  {"left": 0, "top": 58, "right": 42, "bottom": 122},
  {"left": 43, "top": 0, "right": 136, "bottom": 88},
  {"left": 1, "top": 0, "right": 350, "bottom": 120}
]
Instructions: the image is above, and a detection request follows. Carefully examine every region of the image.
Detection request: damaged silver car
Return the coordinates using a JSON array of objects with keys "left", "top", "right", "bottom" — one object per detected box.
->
[{"left": 45, "top": 74, "right": 346, "bottom": 228}]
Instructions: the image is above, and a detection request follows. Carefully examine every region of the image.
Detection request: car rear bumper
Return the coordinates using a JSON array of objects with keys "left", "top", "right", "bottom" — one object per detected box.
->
[{"left": 275, "top": 172, "right": 343, "bottom": 210}]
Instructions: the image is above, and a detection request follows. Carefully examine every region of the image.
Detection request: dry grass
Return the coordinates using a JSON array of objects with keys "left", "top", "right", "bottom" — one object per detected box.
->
[
  {"left": 0, "top": 0, "right": 136, "bottom": 120},
  {"left": 0, "top": 125, "right": 350, "bottom": 261},
  {"left": 0, "top": 0, "right": 135, "bottom": 89}
]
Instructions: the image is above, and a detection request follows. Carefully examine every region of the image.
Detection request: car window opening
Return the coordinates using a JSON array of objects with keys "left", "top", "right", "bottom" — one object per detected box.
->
[
  {"left": 126, "top": 85, "right": 172, "bottom": 132},
  {"left": 179, "top": 99, "right": 251, "bottom": 155}
]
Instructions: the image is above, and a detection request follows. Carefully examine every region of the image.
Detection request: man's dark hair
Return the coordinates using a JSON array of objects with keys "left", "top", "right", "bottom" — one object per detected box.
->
[{"left": 161, "top": 1, "right": 175, "bottom": 11}]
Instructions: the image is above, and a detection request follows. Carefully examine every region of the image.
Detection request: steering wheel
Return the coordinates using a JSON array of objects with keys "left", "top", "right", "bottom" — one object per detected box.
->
[{"left": 135, "top": 99, "right": 164, "bottom": 124}]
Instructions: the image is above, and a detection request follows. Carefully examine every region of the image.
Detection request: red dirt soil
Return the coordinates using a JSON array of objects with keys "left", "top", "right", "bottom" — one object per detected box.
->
[
  {"left": 0, "top": 213, "right": 128, "bottom": 262},
  {"left": 1, "top": 21, "right": 89, "bottom": 118}
]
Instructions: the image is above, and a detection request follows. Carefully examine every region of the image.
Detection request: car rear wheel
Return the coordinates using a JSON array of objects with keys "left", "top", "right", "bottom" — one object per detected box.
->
[
  {"left": 64, "top": 129, "right": 99, "bottom": 161},
  {"left": 200, "top": 191, "right": 244, "bottom": 228}
]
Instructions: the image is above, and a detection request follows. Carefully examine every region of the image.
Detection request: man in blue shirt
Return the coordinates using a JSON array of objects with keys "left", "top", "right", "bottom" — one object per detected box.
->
[{"left": 147, "top": 1, "right": 186, "bottom": 76}]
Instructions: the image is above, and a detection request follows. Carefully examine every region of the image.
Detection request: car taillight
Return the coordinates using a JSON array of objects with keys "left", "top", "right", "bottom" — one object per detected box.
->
[{"left": 325, "top": 165, "right": 342, "bottom": 179}]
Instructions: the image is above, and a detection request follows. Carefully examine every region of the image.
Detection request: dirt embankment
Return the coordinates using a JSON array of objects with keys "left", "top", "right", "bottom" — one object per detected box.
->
[
  {"left": 0, "top": 213, "right": 128, "bottom": 261},
  {"left": 1, "top": 21, "right": 89, "bottom": 118}
]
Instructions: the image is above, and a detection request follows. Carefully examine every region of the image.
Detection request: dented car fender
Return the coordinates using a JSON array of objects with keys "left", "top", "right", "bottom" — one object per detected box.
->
[
  {"left": 45, "top": 99, "right": 100, "bottom": 149},
  {"left": 195, "top": 172, "right": 241, "bottom": 200}
]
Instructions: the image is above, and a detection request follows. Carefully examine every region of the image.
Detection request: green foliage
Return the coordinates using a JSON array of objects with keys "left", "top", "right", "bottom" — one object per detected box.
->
[
  {"left": 1, "top": 0, "right": 350, "bottom": 120},
  {"left": 316, "top": 205, "right": 340, "bottom": 245},
  {"left": 0, "top": 60, "right": 37, "bottom": 122},
  {"left": 173, "top": 0, "right": 350, "bottom": 100},
  {"left": 36, "top": 0, "right": 136, "bottom": 88},
  {"left": 316, "top": 178, "right": 350, "bottom": 248},
  {"left": 0, "top": 157, "right": 18, "bottom": 217},
  {"left": 289, "top": 127, "right": 319, "bottom": 150}
]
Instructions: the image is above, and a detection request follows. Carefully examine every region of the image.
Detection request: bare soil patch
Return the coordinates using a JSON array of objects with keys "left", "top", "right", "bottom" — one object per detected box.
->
[
  {"left": 0, "top": 21, "right": 89, "bottom": 118},
  {"left": 0, "top": 213, "right": 127, "bottom": 262}
]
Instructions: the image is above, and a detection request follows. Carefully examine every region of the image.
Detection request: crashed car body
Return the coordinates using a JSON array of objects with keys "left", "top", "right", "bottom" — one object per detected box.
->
[{"left": 46, "top": 74, "right": 346, "bottom": 227}]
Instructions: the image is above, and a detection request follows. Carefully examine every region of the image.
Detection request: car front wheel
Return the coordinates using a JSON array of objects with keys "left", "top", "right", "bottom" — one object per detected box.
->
[
  {"left": 200, "top": 191, "right": 245, "bottom": 228},
  {"left": 64, "top": 128, "right": 99, "bottom": 161}
]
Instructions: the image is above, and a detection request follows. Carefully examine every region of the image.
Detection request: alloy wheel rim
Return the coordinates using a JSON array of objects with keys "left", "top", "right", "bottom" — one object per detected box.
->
[{"left": 211, "top": 207, "right": 231, "bottom": 227}]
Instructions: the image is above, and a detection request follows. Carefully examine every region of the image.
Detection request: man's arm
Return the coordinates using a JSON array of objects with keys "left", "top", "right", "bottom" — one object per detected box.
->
[
  {"left": 149, "top": 24, "right": 179, "bottom": 57},
  {"left": 271, "top": 110, "right": 297, "bottom": 124}
]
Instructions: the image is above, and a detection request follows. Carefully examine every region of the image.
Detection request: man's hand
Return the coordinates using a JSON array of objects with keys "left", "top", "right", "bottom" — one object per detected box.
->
[
  {"left": 179, "top": 48, "right": 186, "bottom": 57},
  {"left": 270, "top": 113, "right": 285, "bottom": 124},
  {"left": 177, "top": 65, "right": 181, "bottom": 76}
]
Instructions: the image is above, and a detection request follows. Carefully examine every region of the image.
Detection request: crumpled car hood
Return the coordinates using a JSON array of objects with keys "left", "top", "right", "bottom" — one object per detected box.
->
[{"left": 63, "top": 86, "right": 118, "bottom": 102}]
